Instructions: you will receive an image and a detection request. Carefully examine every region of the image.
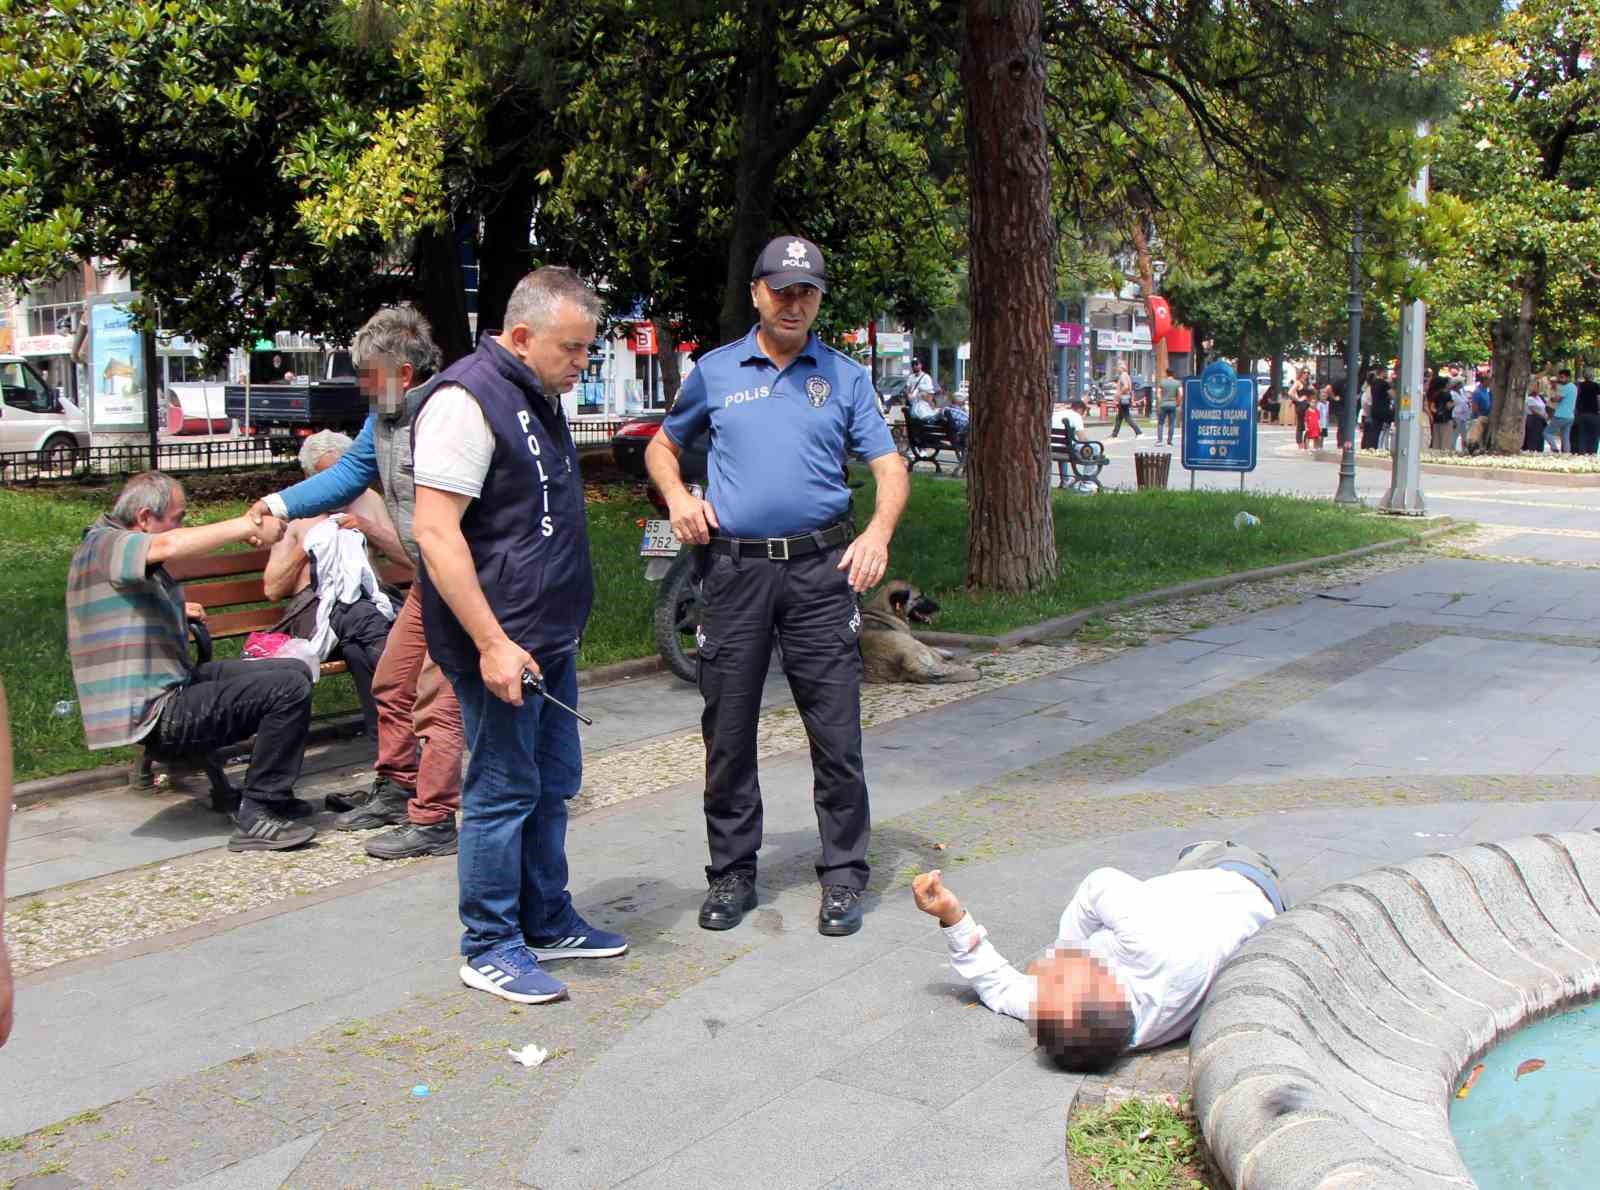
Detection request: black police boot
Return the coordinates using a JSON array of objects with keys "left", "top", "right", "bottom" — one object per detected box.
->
[
  {"left": 365, "top": 819, "right": 459, "bottom": 859},
  {"left": 698, "top": 873, "right": 757, "bottom": 931},
  {"left": 818, "top": 885, "right": 864, "bottom": 937}
]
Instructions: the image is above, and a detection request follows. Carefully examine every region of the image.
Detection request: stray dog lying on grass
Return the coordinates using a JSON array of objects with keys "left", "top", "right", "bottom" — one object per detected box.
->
[{"left": 860, "top": 580, "right": 980, "bottom": 684}]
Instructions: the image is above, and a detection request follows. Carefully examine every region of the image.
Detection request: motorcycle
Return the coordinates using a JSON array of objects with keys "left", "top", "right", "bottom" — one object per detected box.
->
[{"left": 638, "top": 433, "right": 708, "bottom": 683}]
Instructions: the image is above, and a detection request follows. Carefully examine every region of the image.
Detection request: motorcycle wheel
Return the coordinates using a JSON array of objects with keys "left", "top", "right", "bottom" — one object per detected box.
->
[{"left": 653, "top": 550, "right": 703, "bottom": 684}]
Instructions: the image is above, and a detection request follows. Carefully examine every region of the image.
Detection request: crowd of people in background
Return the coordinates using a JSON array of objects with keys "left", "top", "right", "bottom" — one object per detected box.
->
[{"left": 1256, "top": 362, "right": 1600, "bottom": 457}]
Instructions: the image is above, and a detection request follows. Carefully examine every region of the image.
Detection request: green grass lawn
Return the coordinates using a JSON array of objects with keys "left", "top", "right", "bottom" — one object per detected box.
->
[
  {"left": 2, "top": 469, "right": 1426, "bottom": 782},
  {"left": 871, "top": 473, "right": 1426, "bottom": 636}
]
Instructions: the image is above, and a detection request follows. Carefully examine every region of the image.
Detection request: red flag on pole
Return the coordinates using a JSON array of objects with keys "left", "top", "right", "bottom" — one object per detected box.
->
[{"left": 1147, "top": 296, "right": 1173, "bottom": 341}]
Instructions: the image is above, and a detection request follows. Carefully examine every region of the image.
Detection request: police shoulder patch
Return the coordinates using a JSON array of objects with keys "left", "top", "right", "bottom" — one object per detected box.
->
[{"left": 805, "top": 375, "right": 831, "bottom": 407}]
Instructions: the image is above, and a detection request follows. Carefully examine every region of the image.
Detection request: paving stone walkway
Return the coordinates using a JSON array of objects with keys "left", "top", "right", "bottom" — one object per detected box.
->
[{"left": 6, "top": 543, "right": 1600, "bottom": 1188}]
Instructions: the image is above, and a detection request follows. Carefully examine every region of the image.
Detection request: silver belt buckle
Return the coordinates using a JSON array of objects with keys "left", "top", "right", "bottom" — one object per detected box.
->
[{"left": 766, "top": 536, "right": 790, "bottom": 561}]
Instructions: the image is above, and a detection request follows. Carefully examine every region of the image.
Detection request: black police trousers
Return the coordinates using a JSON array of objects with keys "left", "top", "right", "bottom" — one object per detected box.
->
[{"left": 696, "top": 540, "right": 869, "bottom": 891}]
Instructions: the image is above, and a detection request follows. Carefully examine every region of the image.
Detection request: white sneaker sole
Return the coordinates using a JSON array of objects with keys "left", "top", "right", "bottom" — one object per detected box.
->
[
  {"left": 527, "top": 943, "right": 629, "bottom": 961},
  {"left": 458, "top": 963, "right": 565, "bottom": 1004}
]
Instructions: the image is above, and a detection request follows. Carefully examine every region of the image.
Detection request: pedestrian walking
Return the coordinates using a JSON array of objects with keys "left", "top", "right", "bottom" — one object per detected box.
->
[
  {"left": 1426, "top": 374, "right": 1454, "bottom": 451},
  {"left": 644, "top": 234, "right": 908, "bottom": 939},
  {"left": 412, "top": 267, "right": 627, "bottom": 1006},
  {"left": 1156, "top": 368, "right": 1181, "bottom": 445},
  {"left": 1290, "top": 369, "right": 1313, "bottom": 448},
  {"left": 1111, "top": 363, "right": 1142, "bottom": 438},
  {"left": 1451, "top": 379, "right": 1474, "bottom": 453}
]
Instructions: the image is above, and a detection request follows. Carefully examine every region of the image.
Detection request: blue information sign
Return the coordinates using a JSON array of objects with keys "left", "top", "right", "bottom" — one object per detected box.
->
[{"left": 1181, "top": 361, "right": 1257, "bottom": 472}]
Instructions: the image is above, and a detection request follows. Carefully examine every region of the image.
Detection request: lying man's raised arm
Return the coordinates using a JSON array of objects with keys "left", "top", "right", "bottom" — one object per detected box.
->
[{"left": 913, "top": 870, "right": 1033, "bottom": 1022}]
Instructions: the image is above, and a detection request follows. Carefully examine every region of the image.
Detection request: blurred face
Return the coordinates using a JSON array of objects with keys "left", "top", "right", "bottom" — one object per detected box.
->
[
  {"left": 751, "top": 279, "right": 822, "bottom": 355},
  {"left": 504, "top": 299, "right": 597, "bottom": 395},
  {"left": 1027, "top": 948, "right": 1129, "bottom": 1046},
  {"left": 357, "top": 356, "right": 416, "bottom": 415},
  {"left": 136, "top": 487, "right": 188, "bottom": 534}
]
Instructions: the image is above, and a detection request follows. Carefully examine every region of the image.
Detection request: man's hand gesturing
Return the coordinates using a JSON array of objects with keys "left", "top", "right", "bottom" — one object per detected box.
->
[{"left": 912, "top": 869, "right": 964, "bottom": 927}]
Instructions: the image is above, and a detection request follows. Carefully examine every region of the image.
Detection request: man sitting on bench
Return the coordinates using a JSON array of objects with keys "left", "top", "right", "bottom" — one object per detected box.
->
[
  {"left": 263, "top": 430, "right": 410, "bottom": 742},
  {"left": 65, "top": 471, "right": 346, "bottom": 852},
  {"left": 912, "top": 841, "right": 1282, "bottom": 1070}
]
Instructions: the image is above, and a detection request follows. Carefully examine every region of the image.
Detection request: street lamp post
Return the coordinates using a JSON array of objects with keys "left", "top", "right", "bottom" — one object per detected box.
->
[{"left": 1335, "top": 220, "right": 1363, "bottom": 506}]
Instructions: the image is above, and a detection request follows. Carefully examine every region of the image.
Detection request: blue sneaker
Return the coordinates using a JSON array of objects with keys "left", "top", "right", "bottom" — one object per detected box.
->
[
  {"left": 459, "top": 942, "right": 566, "bottom": 1004},
  {"left": 525, "top": 922, "right": 629, "bottom": 961}
]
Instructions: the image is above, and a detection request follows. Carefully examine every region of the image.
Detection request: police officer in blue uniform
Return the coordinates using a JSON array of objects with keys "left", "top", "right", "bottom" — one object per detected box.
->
[{"left": 645, "top": 235, "right": 909, "bottom": 937}]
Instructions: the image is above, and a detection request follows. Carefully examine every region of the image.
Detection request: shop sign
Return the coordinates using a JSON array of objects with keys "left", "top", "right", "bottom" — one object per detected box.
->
[{"left": 16, "top": 333, "right": 73, "bottom": 356}]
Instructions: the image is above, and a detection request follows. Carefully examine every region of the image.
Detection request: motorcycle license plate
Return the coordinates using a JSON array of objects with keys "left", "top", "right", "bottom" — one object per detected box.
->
[{"left": 639, "top": 519, "right": 681, "bottom": 557}]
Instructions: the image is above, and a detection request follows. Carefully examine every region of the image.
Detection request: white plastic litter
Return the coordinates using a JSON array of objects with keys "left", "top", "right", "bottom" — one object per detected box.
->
[
  {"left": 1233, "top": 511, "right": 1261, "bottom": 529},
  {"left": 507, "top": 1043, "right": 549, "bottom": 1068}
]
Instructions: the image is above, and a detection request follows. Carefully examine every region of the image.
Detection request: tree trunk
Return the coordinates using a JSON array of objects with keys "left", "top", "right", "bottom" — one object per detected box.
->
[
  {"left": 1130, "top": 212, "right": 1168, "bottom": 381},
  {"left": 653, "top": 318, "right": 682, "bottom": 407},
  {"left": 473, "top": 146, "right": 544, "bottom": 343},
  {"left": 961, "top": 0, "right": 1056, "bottom": 592},
  {"left": 1488, "top": 269, "right": 1540, "bottom": 454},
  {"left": 717, "top": 0, "right": 782, "bottom": 345},
  {"left": 410, "top": 221, "right": 472, "bottom": 365}
]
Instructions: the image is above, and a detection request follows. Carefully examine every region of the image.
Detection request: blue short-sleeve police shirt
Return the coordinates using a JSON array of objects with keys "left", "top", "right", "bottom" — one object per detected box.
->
[{"left": 663, "top": 328, "right": 897, "bottom": 539}]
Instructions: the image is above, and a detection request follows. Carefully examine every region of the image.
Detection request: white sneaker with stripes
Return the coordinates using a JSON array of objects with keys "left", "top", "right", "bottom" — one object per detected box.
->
[
  {"left": 458, "top": 943, "right": 566, "bottom": 1004},
  {"left": 526, "top": 924, "right": 629, "bottom": 961}
]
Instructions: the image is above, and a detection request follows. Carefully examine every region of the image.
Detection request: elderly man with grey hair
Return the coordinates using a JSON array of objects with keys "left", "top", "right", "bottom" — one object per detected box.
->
[
  {"left": 65, "top": 471, "right": 337, "bottom": 851},
  {"left": 248, "top": 305, "right": 464, "bottom": 859},
  {"left": 262, "top": 428, "right": 407, "bottom": 746}
]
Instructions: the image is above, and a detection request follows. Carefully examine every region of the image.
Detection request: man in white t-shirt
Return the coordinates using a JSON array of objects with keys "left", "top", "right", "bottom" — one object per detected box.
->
[
  {"left": 913, "top": 840, "right": 1281, "bottom": 1070},
  {"left": 905, "top": 357, "right": 936, "bottom": 413}
]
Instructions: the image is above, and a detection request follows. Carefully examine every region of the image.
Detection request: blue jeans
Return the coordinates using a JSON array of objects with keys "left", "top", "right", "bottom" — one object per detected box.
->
[
  {"left": 1157, "top": 406, "right": 1177, "bottom": 442},
  {"left": 448, "top": 653, "right": 583, "bottom": 959},
  {"left": 1544, "top": 416, "right": 1573, "bottom": 452}
]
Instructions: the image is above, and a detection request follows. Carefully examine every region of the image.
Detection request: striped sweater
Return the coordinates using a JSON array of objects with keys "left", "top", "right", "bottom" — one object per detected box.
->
[{"left": 66, "top": 515, "right": 192, "bottom": 750}]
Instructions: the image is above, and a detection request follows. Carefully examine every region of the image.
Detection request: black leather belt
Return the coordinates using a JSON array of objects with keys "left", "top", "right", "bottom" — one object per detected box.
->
[{"left": 708, "top": 521, "right": 852, "bottom": 560}]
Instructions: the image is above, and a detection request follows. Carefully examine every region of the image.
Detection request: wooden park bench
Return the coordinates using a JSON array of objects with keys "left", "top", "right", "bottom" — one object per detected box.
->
[
  {"left": 903, "top": 414, "right": 967, "bottom": 474},
  {"left": 1049, "top": 422, "right": 1109, "bottom": 491},
  {"left": 138, "top": 547, "right": 414, "bottom": 810}
]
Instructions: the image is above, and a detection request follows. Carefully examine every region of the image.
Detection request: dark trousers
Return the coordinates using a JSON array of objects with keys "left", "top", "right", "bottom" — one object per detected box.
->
[
  {"left": 1573, "top": 413, "right": 1600, "bottom": 455},
  {"left": 330, "top": 597, "right": 395, "bottom": 738},
  {"left": 697, "top": 540, "right": 869, "bottom": 891},
  {"left": 152, "top": 659, "right": 313, "bottom": 807},
  {"left": 1111, "top": 403, "right": 1141, "bottom": 437},
  {"left": 1293, "top": 403, "right": 1308, "bottom": 445}
]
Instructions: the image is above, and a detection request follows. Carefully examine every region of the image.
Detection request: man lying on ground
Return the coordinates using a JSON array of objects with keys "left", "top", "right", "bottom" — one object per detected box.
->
[
  {"left": 65, "top": 471, "right": 350, "bottom": 852},
  {"left": 912, "top": 841, "right": 1282, "bottom": 1070}
]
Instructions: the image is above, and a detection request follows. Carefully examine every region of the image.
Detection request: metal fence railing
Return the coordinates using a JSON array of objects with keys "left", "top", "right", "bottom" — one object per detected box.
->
[
  {"left": 0, "top": 439, "right": 285, "bottom": 484},
  {"left": 570, "top": 418, "right": 625, "bottom": 448},
  {"left": 0, "top": 420, "right": 630, "bottom": 484}
]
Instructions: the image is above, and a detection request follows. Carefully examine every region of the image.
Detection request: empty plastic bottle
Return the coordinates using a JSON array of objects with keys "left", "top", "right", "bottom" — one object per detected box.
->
[
  {"left": 53, "top": 699, "right": 76, "bottom": 717},
  {"left": 1233, "top": 511, "right": 1261, "bottom": 529}
]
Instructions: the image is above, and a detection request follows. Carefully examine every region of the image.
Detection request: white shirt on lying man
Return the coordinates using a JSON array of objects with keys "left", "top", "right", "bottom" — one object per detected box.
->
[{"left": 932, "top": 865, "right": 1276, "bottom": 1051}]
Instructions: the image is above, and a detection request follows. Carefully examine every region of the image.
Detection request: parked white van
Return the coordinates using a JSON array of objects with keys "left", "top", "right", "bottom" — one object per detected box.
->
[{"left": 0, "top": 355, "right": 91, "bottom": 468}]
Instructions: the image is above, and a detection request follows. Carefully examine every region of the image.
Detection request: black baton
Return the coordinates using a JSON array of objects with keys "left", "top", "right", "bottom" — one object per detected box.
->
[{"left": 521, "top": 670, "right": 594, "bottom": 726}]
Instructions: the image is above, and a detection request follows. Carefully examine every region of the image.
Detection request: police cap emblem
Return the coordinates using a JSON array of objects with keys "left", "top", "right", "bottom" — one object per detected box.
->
[{"left": 805, "top": 375, "right": 831, "bottom": 407}]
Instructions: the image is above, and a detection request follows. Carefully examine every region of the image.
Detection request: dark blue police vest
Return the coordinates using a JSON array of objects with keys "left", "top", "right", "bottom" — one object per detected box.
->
[{"left": 413, "top": 337, "right": 594, "bottom": 674}]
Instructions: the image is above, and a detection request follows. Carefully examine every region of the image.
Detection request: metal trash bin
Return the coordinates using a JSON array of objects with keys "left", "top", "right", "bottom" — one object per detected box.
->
[{"left": 1134, "top": 451, "right": 1172, "bottom": 490}]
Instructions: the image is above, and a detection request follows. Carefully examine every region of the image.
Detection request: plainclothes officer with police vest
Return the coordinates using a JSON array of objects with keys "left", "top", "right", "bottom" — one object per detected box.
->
[{"left": 645, "top": 235, "right": 909, "bottom": 938}]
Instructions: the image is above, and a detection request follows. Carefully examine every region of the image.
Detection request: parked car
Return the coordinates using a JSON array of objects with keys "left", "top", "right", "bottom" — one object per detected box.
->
[
  {"left": 610, "top": 413, "right": 709, "bottom": 480},
  {"left": 611, "top": 413, "right": 665, "bottom": 478},
  {"left": 0, "top": 355, "right": 90, "bottom": 468}
]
